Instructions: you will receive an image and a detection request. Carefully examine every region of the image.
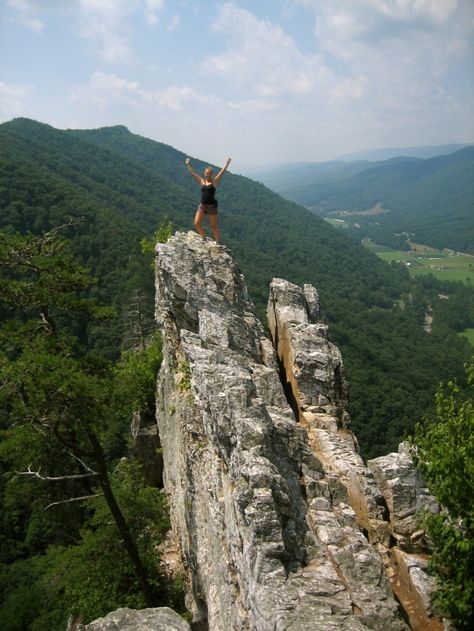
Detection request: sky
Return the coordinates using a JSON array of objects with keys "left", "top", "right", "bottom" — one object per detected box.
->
[{"left": 1, "top": 0, "right": 474, "bottom": 167}]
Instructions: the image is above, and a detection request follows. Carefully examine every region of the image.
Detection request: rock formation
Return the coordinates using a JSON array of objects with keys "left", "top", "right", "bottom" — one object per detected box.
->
[
  {"left": 78, "top": 607, "right": 191, "bottom": 630},
  {"left": 152, "top": 231, "right": 442, "bottom": 630},
  {"left": 81, "top": 230, "right": 444, "bottom": 631}
]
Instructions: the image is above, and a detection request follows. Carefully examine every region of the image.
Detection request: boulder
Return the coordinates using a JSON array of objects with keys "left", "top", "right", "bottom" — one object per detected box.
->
[
  {"left": 78, "top": 607, "right": 190, "bottom": 631},
  {"left": 367, "top": 443, "right": 438, "bottom": 551}
]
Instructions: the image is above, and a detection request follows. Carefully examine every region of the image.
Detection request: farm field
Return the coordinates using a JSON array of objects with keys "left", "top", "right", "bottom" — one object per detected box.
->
[
  {"left": 459, "top": 328, "right": 474, "bottom": 346},
  {"left": 363, "top": 240, "right": 474, "bottom": 284}
]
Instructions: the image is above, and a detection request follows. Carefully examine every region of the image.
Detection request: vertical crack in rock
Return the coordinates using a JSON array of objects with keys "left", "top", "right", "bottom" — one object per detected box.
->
[
  {"left": 154, "top": 232, "right": 435, "bottom": 630},
  {"left": 267, "top": 278, "right": 390, "bottom": 545}
]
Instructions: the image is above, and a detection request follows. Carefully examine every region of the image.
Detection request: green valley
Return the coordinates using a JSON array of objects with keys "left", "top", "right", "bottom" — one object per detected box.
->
[
  {"left": 363, "top": 240, "right": 474, "bottom": 284},
  {"left": 250, "top": 148, "right": 474, "bottom": 255}
]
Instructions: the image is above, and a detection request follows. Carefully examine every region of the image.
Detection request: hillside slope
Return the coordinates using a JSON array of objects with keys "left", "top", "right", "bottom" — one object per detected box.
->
[
  {"left": 251, "top": 148, "right": 474, "bottom": 253},
  {"left": 1, "top": 118, "right": 471, "bottom": 457}
]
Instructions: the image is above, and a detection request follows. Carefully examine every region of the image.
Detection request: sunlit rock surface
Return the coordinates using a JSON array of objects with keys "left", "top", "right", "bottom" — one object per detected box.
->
[{"left": 78, "top": 607, "right": 191, "bottom": 630}]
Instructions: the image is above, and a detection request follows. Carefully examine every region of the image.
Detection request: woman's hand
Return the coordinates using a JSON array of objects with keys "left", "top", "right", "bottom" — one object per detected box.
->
[{"left": 185, "top": 158, "right": 191, "bottom": 166}]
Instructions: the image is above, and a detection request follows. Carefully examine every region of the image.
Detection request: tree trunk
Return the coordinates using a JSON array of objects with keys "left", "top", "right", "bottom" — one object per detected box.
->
[{"left": 87, "top": 431, "right": 157, "bottom": 607}]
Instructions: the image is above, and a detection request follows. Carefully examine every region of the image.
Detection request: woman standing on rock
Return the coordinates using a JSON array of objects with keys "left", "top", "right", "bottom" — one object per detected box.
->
[{"left": 185, "top": 157, "right": 231, "bottom": 243}]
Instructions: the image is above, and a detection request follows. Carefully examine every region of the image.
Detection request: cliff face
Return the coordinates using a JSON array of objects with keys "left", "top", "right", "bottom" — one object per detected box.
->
[{"left": 154, "top": 232, "right": 439, "bottom": 631}]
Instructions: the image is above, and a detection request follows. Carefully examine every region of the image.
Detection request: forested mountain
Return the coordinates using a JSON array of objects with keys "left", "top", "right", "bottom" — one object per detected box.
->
[
  {"left": 1, "top": 117, "right": 472, "bottom": 458},
  {"left": 248, "top": 148, "right": 474, "bottom": 254}
]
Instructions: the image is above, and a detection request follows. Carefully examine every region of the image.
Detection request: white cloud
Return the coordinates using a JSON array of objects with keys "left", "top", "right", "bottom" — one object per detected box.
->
[
  {"left": 144, "top": 0, "right": 164, "bottom": 25},
  {"left": 74, "top": 0, "right": 166, "bottom": 62},
  {"left": 168, "top": 14, "right": 180, "bottom": 31},
  {"left": 69, "top": 71, "right": 215, "bottom": 112},
  {"left": 205, "top": 3, "right": 330, "bottom": 100},
  {"left": 227, "top": 99, "right": 278, "bottom": 113},
  {"left": 329, "top": 75, "right": 368, "bottom": 102},
  {"left": 69, "top": 71, "right": 141, "bottom": 107},
  {"left": 75, "top": 0, "right": 140, "bottom": 63},
  {"left": 0, "top": 81, "right": 32, "bottom": 120},
  {"left": 363, "top": 0, "right": 458, "bottom": 24},
  {"left": 191, "top": 1, "right": 473, "bottom": 160},
  {"left": 7, "top": 0, "right": 44, "bottom": 32},
  {"left": 291, "top": 0, "right": 474, "bottom": 118},
  {"left": 296, "top": 0, "right": 460, "bottom": 26},
  {"left": 3, "top": 0, "right": 472, "bottom": 163}
]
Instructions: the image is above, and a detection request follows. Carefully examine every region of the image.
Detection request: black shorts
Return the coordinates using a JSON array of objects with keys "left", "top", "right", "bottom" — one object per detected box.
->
[{"left": 197, "top": 203, "right": 218, "bottom": 216}]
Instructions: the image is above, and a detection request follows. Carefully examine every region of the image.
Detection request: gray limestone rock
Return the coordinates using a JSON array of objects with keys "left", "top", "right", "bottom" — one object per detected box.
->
[
  {"left": 78, "top": 607, "right": 191, "bottom": 630},
  {"left": 367, "top": 443, "right": 439, "bottom": 551},
  {"left": 154, "top": 232, "right": 408, "bottom": 631}
]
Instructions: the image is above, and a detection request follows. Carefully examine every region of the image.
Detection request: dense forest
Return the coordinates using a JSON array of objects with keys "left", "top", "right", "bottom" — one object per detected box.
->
[
  {"left": 249, "top": 148, "right": 474, "bottom": 254},
  {"left": 0, "top": 117, "right": 473, "bottom": 627}
]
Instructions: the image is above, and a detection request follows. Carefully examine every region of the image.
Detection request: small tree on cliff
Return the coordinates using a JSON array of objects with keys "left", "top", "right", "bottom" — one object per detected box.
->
[
  {"left": 0, "top": 226, "right": 159, "bottom": 608},
  {"left": 412, "top": 359, "right": 474, "bottom": 628}
]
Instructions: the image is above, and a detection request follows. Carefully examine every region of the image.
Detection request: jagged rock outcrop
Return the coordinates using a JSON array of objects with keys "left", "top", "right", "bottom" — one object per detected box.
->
[
  {"left": 367, "top": 443, "right": 438, "bottom": 552},
  {"left": 267, "top": 278, "right": 389, "bottom": 545},
  {"left": 368, "top": 445, "right": 441, "bottom": 630},
  {"left": 266, "top": 277, "right": 441, "bottom": 630},
  {"left": 154, "top": 232, "right": 412, "bottom": 630}
]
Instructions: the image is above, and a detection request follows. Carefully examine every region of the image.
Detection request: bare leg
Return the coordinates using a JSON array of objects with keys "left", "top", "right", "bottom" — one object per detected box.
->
[
  {"left": 194, "top": 209, "right": 206, "bottom": 238},
  {"left": 209, "top": 214, "right": 221, "bottom": 243}
]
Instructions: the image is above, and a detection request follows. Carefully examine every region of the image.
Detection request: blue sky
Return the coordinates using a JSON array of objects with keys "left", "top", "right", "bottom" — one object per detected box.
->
[{"left": 1, "top": 0, "right": 473, "bottom": 166}]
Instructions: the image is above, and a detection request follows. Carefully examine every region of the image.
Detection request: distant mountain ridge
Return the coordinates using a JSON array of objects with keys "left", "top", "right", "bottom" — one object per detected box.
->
[
  {"left": 246, "top": 147, "right": 474, "bottom": 254},
  {"left": 337, "top": 143, "right": 473, "bottom": 162}
]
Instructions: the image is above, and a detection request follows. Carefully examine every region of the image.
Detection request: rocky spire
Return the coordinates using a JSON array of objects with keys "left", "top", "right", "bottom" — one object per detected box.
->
[{"left": 154, "top": 232, "right": 411, "bottom": 630}]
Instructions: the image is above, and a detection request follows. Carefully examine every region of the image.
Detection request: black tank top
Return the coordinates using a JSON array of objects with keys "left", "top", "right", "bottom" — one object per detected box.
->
[{"left": 201, "top": 184, "right": 217, "bottom": 205}]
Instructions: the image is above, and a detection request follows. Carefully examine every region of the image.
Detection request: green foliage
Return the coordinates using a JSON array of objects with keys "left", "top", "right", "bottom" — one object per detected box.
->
[
  {"left": 0, "top": 462, "right": 180, "bottom": 631},
  {"left": 0, "top": 424, "right": 90, "bottom": 561},
  {"left": 141, "top": 217, "right": 174, "bottom": 254},
  {"left": 177, "top": 360, "right": 192, "bottom": 392},
  {"left": 412, "top": 360, "right": 474, "bottom": 627},
  {"left": 0, "top": 226, "right": 171, "bottom": 626},
  {"left": 43, "top": 461, "right": 171, "bottom": 626},
  {"left": 0, "top": 554, "right": 67, "bottom": 631},
  {"left": 105, "top": 333, "right": 163, "bottom": 455},
  {"left": 114, "top": 333, "right": 162, "bottom": 414}
]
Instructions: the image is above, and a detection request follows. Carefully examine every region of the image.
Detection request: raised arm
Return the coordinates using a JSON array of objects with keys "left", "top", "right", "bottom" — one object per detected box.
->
[
  {"left": 214, "top": 157, "right": 232, "bottom": 186},
  {"left": 185, "top": 158, "right": 203, "bottom": 185}
]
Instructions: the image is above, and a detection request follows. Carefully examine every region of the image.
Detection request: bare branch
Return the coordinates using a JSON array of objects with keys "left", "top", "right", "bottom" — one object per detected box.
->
[
  {"left": 17, "top": 465, "right": 98, "bottom": 482},
  {"left": 45, "top": 493, "right": 103, "bottom": 510},
  {"left": 42, "top": 218, "right": 85, "bottom": 241},
  {"left": 66, "top": 451, "right": 97, "bottom": 475}
]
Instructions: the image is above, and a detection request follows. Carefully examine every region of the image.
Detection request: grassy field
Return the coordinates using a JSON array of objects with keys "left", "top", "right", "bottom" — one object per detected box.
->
[
  {"left": 459, "top": 328, "right": 474, "bottom": 346},
  {"left": 326, "top": 218, "right": 349, "bottom": 229},
  {"left": 362, "top": 240, "right": 474, "bottom": 347},
  {"left": 363, "top": 240, "right": 474, "bottom": 284}
]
